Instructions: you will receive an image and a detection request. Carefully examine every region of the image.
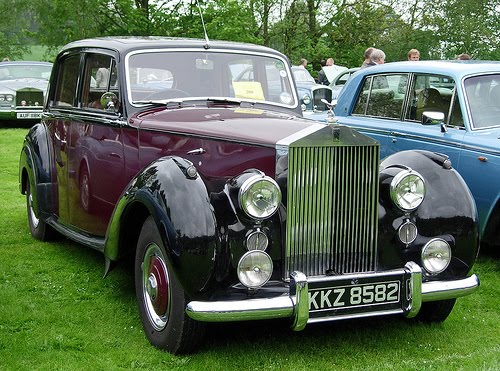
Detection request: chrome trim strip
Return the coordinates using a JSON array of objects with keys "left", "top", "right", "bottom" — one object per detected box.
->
[
  {"left": 421, "top": 274, "right": 479, "bottom": 302},
  {"left": 346, "top": 124, "right": 499, "bottom": 157},
  {"left": 276, "top": 123, "right": 326, "bottom": 148}
]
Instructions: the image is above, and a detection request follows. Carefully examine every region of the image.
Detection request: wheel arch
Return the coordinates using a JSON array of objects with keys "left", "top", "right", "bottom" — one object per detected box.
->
[
  {"left": 18, "top": 123, "right": 54, "bottom": 218},
  {"left": 104, "top": 156, "right": 219, "bottom": 295}
]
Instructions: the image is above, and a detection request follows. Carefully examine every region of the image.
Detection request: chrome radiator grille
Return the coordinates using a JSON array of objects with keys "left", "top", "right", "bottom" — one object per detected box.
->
[
  {"left": 284, "top": 133, "right": 379, "bottom": 278},
  {"left": 16, "top": 89, "right": 43, "bottom": 107}
]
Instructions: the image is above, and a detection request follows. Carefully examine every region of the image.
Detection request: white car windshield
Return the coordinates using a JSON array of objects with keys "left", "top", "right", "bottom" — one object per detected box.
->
[
  {"left": 0, "top": 64, "right": 52, "bottom": 81},
  {"left": 126, "top": 50, "right": 296, "bottom": 108}
]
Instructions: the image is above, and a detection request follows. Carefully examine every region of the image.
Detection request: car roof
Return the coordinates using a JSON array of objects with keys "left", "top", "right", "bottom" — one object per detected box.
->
[
  {"left": 60, "top": 36, "right": 289, "bottom": 60},
  {"left": 355, "top": 60, "right": 500, "bottom": 79}
]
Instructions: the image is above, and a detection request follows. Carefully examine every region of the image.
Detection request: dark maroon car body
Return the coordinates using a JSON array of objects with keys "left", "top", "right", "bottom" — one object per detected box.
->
[{"left": 19, "top": 37, "right": 480, "bottom": 354}]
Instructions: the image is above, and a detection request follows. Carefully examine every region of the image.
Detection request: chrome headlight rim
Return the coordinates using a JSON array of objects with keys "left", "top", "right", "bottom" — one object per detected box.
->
[
  {"left": 237, "top": 250, "right": 273, "bottom": 288},
  {"left": 421, "top": 238, "right": 451, "bottom": 274},
  {"left": 302, "top": 94, "right": 311, "bottom": 105},
  {"left": 390, "top": 169, "right": 426, "bottom": 212},
  {"left": 238, "top": 174, "right": 281, "bottom": 220}
]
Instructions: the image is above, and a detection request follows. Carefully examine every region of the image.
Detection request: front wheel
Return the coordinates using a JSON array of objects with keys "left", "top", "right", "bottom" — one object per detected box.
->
[
  {"left": 415, "top": 299, "right": 456, "bottom": 322},
  {"left": 26, "top": 181, "right": 55, "bottom": 241},
  {"left": 135, "top": 216, "right": 205, "bottom": 354}
]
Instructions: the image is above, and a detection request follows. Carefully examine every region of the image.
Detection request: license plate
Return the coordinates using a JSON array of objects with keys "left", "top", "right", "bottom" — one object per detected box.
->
[
  {"left": 307, "top": 273, "right": 407, "bottom": 318},
  {"left": 17, "top": 112, "right": 42, "bottom": 119}
]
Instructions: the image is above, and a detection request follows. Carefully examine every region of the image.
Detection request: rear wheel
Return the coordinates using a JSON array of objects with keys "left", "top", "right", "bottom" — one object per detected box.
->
[
  {"left": 79, "top": 166, "right": 93, "bottom": 213},
  {"left": 135, "top": 216, "right": 205, "bottom": 354},
  {"left": 415, "top": 299, "right": 456, "bottom": 322},
  {"left": 26, "top": 181, "right": 54, "bottom": 241}
]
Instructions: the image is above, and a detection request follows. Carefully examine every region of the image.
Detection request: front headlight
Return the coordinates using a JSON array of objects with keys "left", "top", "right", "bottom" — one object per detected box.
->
[
  {"left": 237, "top": 250, "right": 273, "bottom": 288},
  {"left": 421, "top": 238, "right": 451, "bottom": 274},
  {"left": 390, "top": 169, "right": 426, "bottom": 211},
  {"left": 302, "top": 94, "right": 311, "bottom": 105},
  {"left": 239, "top": 174, "right": 281, "bottom": 219}
]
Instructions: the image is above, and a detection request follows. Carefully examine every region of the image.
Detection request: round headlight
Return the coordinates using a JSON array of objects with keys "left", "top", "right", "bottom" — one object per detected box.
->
[
  {"left": 239, "top": 175, "right": 281, "bottom": 219},
  {"left": 421, "top": 238, "right": 451, "bottom": 274},
  {"left": 302, "top": 94, "right": 311, "bottom": 105},
  {"left": 390, "top": 169, "right": 426, "bottom": 211},
  {"left": 237, "top": 250, "right": 273, "bottom": 288}
]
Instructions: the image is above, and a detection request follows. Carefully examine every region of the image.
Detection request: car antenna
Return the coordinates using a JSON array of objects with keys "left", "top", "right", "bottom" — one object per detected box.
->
[{"left": 196, "top": 0, "right": 210, "bottom": 49}]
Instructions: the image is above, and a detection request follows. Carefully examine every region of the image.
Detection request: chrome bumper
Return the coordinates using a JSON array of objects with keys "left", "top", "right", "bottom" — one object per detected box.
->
[{"left": 185, "top": 262, "right": 479, "bottom": 330}]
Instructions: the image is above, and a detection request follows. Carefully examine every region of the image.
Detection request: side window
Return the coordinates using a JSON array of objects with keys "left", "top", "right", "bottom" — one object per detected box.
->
[
  {"left": 353, "top": 74, "right": 407, "bottom": 119},
  {"left": 406, "top": 74, "right": 455, "bottom": 122},
  {"left": 53, "top": 54, "right": 80, "bottom": 107},
  {"left": 81, "top": 54, "right": 119, "bottom": 112}
]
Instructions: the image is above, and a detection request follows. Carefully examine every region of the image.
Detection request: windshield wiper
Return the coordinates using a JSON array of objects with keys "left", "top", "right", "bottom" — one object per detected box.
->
[
  {"left": 205, "top": 98, "right": 255, "bottom": 108},
  {"left": 132, "top": 100, "right": 187, "bottom": 109}
]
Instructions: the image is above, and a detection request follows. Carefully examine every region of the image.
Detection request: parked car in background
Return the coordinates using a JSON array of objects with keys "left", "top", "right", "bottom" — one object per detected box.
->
[
  {"left": 329, "top": 67, "right": 360, "bottom": 102},
  {"left": 335, "top": 60, "right": 500, "bottom": 252},
  {"left": 0, "top": 61, "right": 52, "bottom": 123},
  {"left": 291, "top": 66, "right": 332, "bottom": 114},
  {"left": 20, "top": 38, "right": 479, "bottom": 354}
]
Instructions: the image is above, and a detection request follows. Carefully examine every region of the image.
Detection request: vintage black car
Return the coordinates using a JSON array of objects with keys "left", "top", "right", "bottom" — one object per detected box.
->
[{"left": 19, "top": 37, "right": 480, "bottom": 354}]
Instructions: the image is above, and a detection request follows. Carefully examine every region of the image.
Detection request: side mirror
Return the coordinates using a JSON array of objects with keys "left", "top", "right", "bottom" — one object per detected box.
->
[
  {"left": 422, "top": 111, "right": 445, "bottom": 125},
  {"left": 100, "top": 92, "right": 118, "bottom": 112},
  {"left": 422, "top": 111, "right": 447, "bottom": 133}
]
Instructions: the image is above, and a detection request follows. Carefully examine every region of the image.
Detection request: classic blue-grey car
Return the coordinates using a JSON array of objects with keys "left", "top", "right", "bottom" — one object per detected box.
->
[
  {"left": 334, "top": 60, "right": 500, "bottom": 252},
  {"left": 0, "top": 61, "right": 52, "bottom": 122},
  {"left": 291, "top": 66, "right": 332, "bottom": 114}
]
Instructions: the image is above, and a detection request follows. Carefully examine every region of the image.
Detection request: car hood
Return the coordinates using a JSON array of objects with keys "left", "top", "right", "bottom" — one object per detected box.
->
[
  {"left": 133, "top": 105, "right": 322, "bottom": 147},
  {"left": 0, "top": 78, "right": 49, "bottom": 92}
]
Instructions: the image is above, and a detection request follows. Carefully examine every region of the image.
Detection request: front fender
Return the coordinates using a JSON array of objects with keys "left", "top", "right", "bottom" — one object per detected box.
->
[
  {"left": 104, "top": 156, "right": 218, "bottom": 295},
  {"left": 378, "top": 150, "right": 479, "bottom": 277}
]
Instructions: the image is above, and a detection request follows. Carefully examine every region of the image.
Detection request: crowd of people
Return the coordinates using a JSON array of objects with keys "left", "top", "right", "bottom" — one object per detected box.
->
[{"left": 302, "top": 47, "right": 472, "bottom": 85}]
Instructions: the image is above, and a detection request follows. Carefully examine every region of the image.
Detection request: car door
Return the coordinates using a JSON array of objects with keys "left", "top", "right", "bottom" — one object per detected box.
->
[
  {"left": 45, "top": 53, "right": 81, "bottom": 225},
  {"left": 339, "top": 73, "right": 409, "bottom": 158},
  {"left": 339, "top": 72, "right": 466, "bottom": 163},
  {"left": 67, "top": 52, "right": 126, "bottom": 236}
]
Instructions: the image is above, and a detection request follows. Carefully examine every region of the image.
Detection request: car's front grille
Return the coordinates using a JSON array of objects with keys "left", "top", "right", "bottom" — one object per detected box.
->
[
  {"left": 16, "top": 88, "right": 44, "bottom": 107},
  {"left": 312, "top": 87, "right": 332, "bottom": 111},
  {"left": 284, "top": 126, "right": 379, "bottom": 278}
]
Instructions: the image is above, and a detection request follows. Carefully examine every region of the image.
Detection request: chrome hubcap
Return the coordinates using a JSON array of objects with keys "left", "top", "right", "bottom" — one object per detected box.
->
[
  {"left": 142, "top": 243, "right": 170, "bottom": 331},
  {"left": 28, "top": 193, "right": 39, "bottom": 228}
]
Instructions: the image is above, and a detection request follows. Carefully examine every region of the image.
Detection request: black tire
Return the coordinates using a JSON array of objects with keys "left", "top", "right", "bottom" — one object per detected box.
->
[
  {"left": 79, "top": 166, "right": 93, "bottom": 213},
  {"left": 26, "top": 181, "right": 55, "bottom": 241},
  {"left": 135, "top": 216, "right": 205, "bottom": 354},
  {"left": 415, "top": 299, "right": 456, "bottom": 322}
]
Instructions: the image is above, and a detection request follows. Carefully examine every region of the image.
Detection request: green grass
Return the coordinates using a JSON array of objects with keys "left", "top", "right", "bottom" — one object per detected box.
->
[
  {"left": 0, "top": 128, "right": 499, "bottom": 370},
  {"left": 18, "top": 45, "right": 56, "bottom": 62}
]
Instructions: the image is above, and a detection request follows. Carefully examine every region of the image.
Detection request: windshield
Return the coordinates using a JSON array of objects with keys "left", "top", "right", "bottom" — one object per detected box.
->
[
  {"left": 464, "top": 73, "right": 500, "bottom": 129},
  {"left": 0, "top": 64, "right": 52, "bottom": 81},
  {"left": 126, "top": 50, "right": 297, "bottom": 108}
]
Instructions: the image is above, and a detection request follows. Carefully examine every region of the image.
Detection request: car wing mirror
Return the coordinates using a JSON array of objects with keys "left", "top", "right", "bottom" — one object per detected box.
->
[
  {"left": 422, "top": 111, "right": 447, "bottom": 132},
  {"left": 100, "top": 92, "right": 118, "bottom": 112}
]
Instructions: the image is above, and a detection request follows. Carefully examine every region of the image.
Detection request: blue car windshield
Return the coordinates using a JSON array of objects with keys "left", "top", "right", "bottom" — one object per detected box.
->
[{"left": 464, "top": 74, "right": 500, "bottom": 129}]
